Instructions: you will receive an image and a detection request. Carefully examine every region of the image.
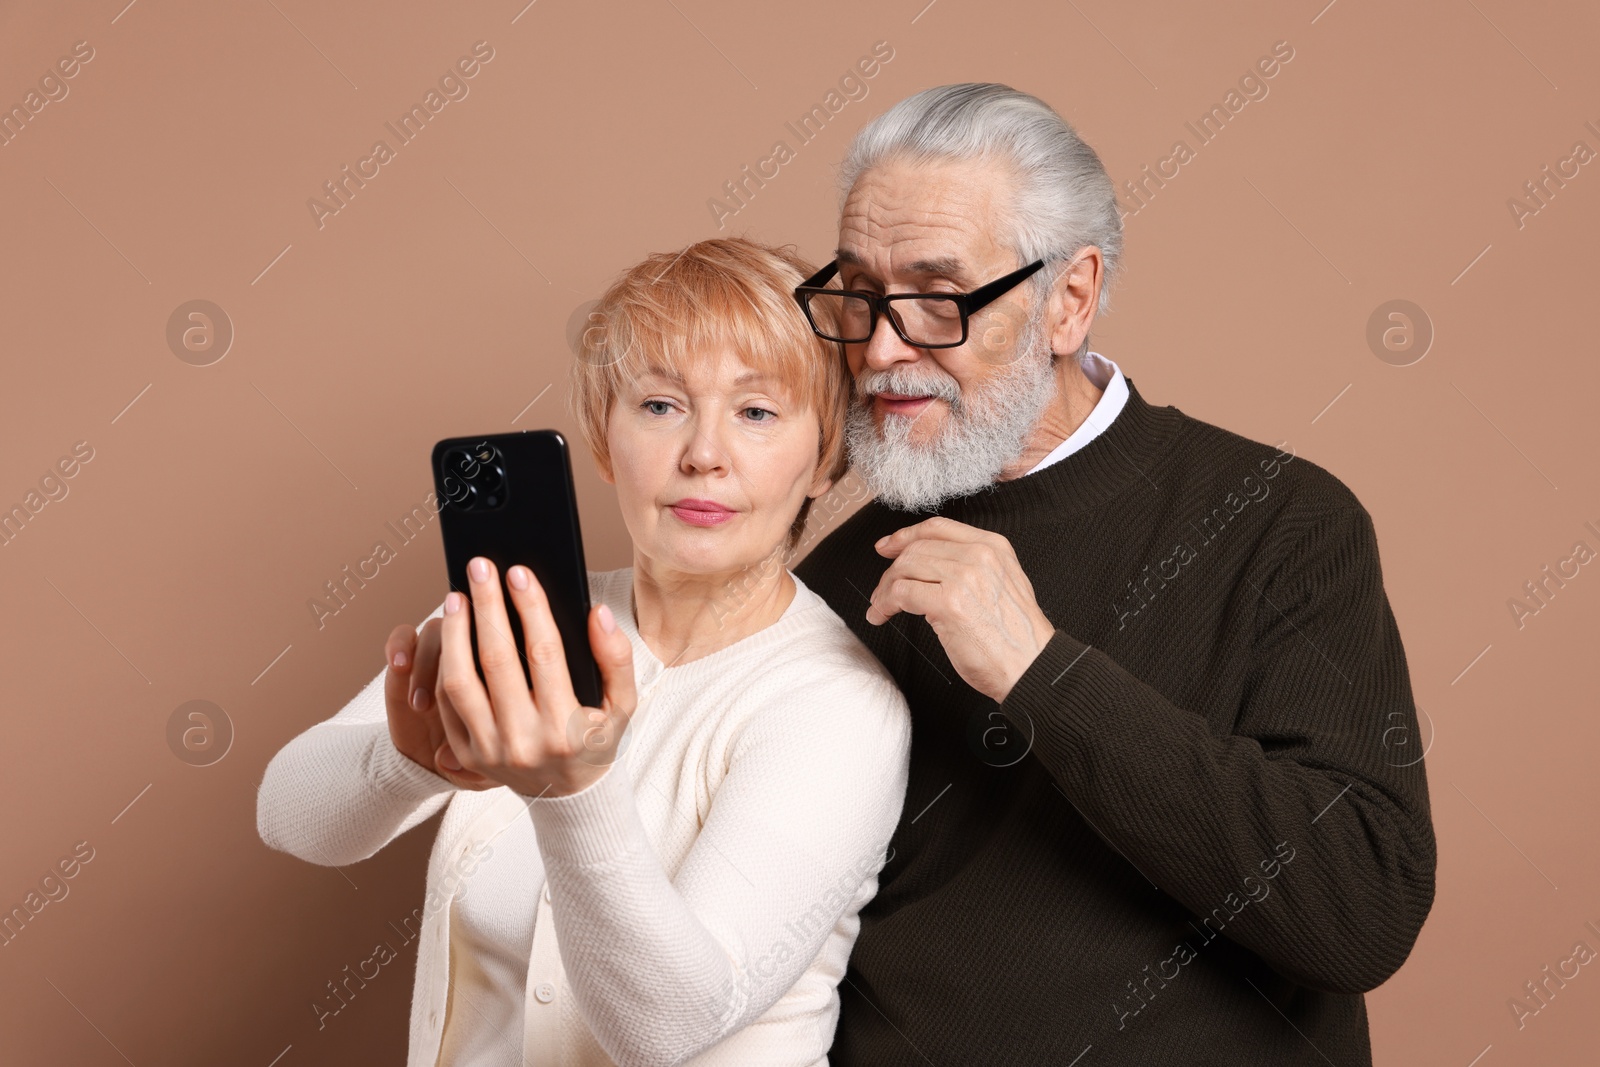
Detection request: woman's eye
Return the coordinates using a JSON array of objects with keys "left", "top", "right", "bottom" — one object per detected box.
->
[
  {"left": 643, "top": 400, "right": 673, "bottom": 416},
  {"left": 743, "top": 407, "right": 776, "bottom": 422}
]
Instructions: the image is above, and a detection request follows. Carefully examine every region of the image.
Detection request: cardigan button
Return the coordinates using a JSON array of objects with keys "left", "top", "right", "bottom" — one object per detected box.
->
[
  {"left": 542, "top": 884, "right": 551, "bottom": 904},
  {"left": 534, "top": 983, "right": 555, "bottom": 1004}
]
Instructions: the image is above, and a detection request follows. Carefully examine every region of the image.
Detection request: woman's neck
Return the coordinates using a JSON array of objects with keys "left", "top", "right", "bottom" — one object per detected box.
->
[{"left": 629, "top": 546, "right": 796, "bottom": 668}]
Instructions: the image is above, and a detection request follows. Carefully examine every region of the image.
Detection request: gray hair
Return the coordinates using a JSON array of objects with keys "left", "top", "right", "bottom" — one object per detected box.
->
[{"left": 837, "top": 83, "right": 1123, "bottom": 341}]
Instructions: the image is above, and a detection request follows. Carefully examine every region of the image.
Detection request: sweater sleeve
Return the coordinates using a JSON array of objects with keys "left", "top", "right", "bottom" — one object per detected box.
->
[
  {"left": 1001, "top": 504, "right": 1436, "bottom": 994},
  {"left": 256, "top": 601, "right": 458, "bottom": 866},
  {"left": 525, "top": 664, "right": 911, "bottom": 1067}
]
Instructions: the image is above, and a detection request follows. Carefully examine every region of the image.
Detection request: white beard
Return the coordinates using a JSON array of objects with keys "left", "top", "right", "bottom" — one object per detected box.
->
[{"left": 846, "top": 304, "right": 1059, "bottom": 512}]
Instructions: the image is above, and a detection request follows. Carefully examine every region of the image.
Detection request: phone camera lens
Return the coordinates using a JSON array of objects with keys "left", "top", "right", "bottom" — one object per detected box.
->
[{"left": 441, "top": 443, "right": 508, "bottom": 512}]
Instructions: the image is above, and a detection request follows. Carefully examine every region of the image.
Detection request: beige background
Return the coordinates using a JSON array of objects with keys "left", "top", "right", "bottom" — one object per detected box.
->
[{"left": 2, "top": 0, "right": 1597, "bottom": 1063}]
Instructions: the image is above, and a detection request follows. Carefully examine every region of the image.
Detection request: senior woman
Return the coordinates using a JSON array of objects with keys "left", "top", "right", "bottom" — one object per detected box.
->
[{"left": 256, "top": 237, "right": 911, "bottom": 1066}]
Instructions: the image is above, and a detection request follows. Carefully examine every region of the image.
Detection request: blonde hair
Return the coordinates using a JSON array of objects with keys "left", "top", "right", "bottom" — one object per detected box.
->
[{"left": 568, "top": 237, "right": 850, "bottom": 547}]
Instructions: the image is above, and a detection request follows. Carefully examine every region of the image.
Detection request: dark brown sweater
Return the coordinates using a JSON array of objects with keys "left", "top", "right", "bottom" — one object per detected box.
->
[{"left": 796, "top": 377, "right": 1436, "bottom": 1066}]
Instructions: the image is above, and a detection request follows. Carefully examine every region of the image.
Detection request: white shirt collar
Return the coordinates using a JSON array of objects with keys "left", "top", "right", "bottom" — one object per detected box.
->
[{"left": 1023, "top": 351, "right": 1128, "bottom": 477}]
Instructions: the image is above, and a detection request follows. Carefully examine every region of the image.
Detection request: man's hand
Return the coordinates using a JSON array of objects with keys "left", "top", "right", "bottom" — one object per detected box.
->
[{"left": 865, "top": 517, "right": 1055, "bottom": 703}]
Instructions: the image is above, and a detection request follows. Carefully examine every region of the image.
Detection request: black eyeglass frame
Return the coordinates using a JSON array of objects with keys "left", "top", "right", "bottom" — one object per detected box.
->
[{"left": 793, "top": 257, "right": 1047, "bottom": 349}]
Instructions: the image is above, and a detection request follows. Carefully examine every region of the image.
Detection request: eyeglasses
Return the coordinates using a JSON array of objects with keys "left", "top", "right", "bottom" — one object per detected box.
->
[{"left": 793, "top": 258, "right": 1046, "bottom": 349}]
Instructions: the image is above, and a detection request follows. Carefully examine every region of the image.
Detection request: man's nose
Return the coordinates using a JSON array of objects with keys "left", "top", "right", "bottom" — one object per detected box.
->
[{"left": 862, "top": 307, "right": 923, "bottom": 370}]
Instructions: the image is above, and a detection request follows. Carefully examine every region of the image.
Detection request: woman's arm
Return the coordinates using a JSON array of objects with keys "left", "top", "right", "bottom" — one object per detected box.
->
[
  {"left": 256, "top": 605, "right": 458, "bottom": 867},
  {"left": 527, "top": 664, "right": 911, "bottom": 1067}
]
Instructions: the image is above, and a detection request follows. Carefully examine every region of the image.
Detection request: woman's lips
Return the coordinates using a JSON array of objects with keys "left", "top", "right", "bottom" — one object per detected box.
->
[{"left": 668, "top": 499, "right": 735, "bottom": 527}]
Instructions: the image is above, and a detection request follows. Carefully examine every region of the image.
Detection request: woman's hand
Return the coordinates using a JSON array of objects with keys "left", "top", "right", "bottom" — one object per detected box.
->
[
  {"left": 383, "top": 616, "right": 496, "bottom": 790},
  {"left": 435, "top": 557, "right": 637, "bottom": 798}
]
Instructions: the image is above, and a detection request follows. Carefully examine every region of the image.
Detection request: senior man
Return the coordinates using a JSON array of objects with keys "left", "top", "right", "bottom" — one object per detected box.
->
[{"left": 793, "top": 83, "right": 1436, "bottom": 1065}]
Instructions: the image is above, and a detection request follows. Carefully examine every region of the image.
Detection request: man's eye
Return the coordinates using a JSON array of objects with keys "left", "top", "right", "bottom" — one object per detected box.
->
[{"left": 643, "top": 400, "right": 673, "bottom": 415}]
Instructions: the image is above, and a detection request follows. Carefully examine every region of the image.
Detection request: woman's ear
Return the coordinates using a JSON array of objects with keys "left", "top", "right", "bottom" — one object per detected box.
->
[
  {"left": 806, "top": 411, "right": 845, "bottom": 501},
  {"left": 807, "top": 470, "right": 835, "bottom": 500},
  {"left": 807, "top": 442, "right": 837, "bottom": 500}
]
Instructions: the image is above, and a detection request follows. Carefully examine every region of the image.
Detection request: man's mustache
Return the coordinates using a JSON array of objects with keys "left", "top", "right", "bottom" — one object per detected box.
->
[{"left": 854, "top": 366, "right": 963, "bottom": 406}]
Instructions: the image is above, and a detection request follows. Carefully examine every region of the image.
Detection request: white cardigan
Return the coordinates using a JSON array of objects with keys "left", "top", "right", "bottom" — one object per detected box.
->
[{"left": 257, "top": 568, "right": 911, "bottom": 1066}]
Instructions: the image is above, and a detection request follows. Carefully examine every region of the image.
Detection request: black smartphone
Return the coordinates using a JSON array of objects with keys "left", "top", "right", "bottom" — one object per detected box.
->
[{"left": 431, "top": 430, "right": 603, "bottom": 708}]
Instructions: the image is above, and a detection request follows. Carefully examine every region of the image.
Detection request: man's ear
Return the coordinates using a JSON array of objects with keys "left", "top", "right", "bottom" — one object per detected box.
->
[{"left": 1047, "top": 247, "right": 1104, "bottom": 358}]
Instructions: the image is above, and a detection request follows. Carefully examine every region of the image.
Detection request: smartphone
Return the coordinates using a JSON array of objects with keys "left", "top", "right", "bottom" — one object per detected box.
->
[{"left": 431, "top": 430, "right": 603, "bottom": 708}]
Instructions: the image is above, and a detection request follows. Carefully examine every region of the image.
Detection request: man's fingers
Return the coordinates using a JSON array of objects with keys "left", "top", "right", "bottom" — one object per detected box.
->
[
  {"left": 875, "top": 515, "right": 992, "bottom": 557},
  {"left": 865, "top": 576, "right": 942, "bottom": 626},
  {"left": 886, "top": 537, "right": 988, "bottom": 566},
  {"left": 505, "top": 565, "right": 579, "bottom": 719},
  {"left": 872, "top": 551, "right": 964, "bottom": 594},
  {"left": 865, "top": 549, "right": 964, "bottom": 621}
]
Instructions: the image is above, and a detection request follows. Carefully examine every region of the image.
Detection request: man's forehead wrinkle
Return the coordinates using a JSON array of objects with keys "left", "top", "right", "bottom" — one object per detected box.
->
[
  {"left": 844, "top": 214, "right": 979, "bottom": 254},
  {"left": 838, "top": 164, "right": 1007, "bottom": 286},
  {"left": 843, "top": 193, "right": 985, "bottom": 232},
  {"left": 843, "top": 188, "right": 995, "bottom": 241},
  {"left": 841, "top": 220, "right": 991, "bottom": 286}
]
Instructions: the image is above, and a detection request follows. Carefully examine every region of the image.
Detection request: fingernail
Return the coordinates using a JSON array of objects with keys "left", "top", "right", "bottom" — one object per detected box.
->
[
  {"left": 393, "top": 649, "right": 407, "bottom": 668},
  {"left": 508, "top": 565, "right": 530, "bottom": 591},
  {"left": 411, "top": 686, "right": 431, "bottom": 711},
  {"left": 468, "top": 557, "right": 490, "bottom": 583},
  {"left": 598, "top": 603, "right": 616, "bottom": 633},
  {"left": 445, "top": 592, "right": 462, "bottom": 615},
  {"left": 438, "top": 746, "right": 462, "bottom": 771}
]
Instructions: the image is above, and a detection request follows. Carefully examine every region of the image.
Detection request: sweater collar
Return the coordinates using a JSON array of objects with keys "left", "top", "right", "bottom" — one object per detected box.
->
[
  {"left": 900, "top": 375, "right": 1183, "bottom": 524},
  {"left": 600, "top": 567, "right": 825, "bottom": 679}
]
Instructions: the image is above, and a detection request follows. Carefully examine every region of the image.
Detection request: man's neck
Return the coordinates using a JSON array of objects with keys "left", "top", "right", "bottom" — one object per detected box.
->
[{"left": 997, "top": 354, "right": 1105, "bottom": 481}]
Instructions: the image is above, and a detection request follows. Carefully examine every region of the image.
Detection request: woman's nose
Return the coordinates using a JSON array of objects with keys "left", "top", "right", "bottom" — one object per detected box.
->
[{"left": 679, "top": 417, "right": 731, "bottom": 473}]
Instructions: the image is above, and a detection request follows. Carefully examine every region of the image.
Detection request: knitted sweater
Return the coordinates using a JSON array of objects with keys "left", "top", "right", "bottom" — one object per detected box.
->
[
  {"left": 256, "top": 567, "right": 911, "bottom": 1066},
  {"left": 795, "top": 377, "right": 1437, "bottom": 1066}
]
